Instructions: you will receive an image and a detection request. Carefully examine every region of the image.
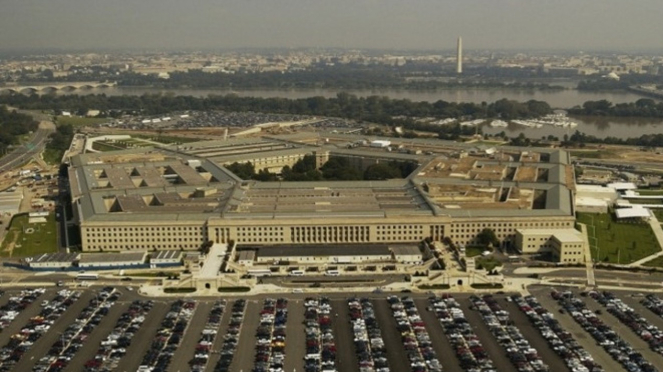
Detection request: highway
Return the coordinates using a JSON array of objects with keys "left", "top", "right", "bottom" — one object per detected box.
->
[{"left": 0, "top": 120, "right": 55, "bottom": 173}]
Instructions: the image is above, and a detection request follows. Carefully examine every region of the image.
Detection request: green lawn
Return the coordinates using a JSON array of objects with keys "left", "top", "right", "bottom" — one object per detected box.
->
[
  {"left": 92, "top": 141, "right": 124, "bottom": 152},
  {"left": 56, "top": 116, "right": 108, "bottom": 127},
  {"left": 643, "top": 256, "right": 663, "bottom": 268},
  {"left": 637, "top": 190, "right": 663, "bottom": 196},
  {"left": 0, "top": 214, "right": 58, "bottom": 258},
  {"left": 465, "top": 246, "right": 486, "bottom": 258},
  {"left": 654, "top": 210, "right": 663, "bottom": 220},
  {"left": 577, "top": 212, "right": 660, "bottom": 264},
  {"left": 570, "top": 149, "right": 619, "bottom": 159},
  {"left": 629, "top": 199, "right": 663, "bottom": 205},
  {"left": 133, "top": 134, "right": 201, "bottom": 144}
]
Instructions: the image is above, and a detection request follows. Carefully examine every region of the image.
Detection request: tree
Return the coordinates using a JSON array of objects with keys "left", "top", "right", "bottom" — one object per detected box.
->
[
  {"left": 364, "top": 163, "right": 401, "bottom": 180},
  {"left": 477, "top": 228, "right": 500, "bottom": 248}
]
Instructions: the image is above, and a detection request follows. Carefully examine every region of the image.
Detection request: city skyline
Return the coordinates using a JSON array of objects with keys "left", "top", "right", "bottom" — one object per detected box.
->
[{"left": 0, "top": 0, "right": 662, "bottom": 53}]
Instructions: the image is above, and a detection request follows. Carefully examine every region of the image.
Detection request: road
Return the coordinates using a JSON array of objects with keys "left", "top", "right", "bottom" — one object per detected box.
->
[{"left": 0, "top": 120, "right": 55, "bottom": 173}]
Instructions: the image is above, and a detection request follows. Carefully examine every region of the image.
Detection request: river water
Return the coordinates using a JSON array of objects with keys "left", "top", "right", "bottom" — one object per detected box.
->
[{"left": 49, "top": 86, "right": 663, "bottom": 139}]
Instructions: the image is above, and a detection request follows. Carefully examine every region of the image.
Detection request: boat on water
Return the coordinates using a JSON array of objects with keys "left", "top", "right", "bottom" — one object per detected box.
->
[
  {"left": 489, "top": 120, "right": 508, "bottom": 128},
  {"left": 512, "top": 120, "right": 543, "bottom": 128},
  {"left": 459, "top": 119, "right": 485, "bottom": 127}
]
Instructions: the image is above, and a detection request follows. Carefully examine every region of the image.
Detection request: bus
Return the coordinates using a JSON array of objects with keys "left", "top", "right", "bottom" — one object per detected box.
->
[
  {"left": 76, "top": 273, "right": 99, "bottom": 281},
  {"left": 247, "top": 269, "right": 272, "bottom": 277}
]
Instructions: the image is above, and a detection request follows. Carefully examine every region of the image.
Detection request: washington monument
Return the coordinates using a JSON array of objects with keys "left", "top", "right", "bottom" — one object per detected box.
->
[{"left": 456, "top": 37, "right": 463, "bottom": 74}]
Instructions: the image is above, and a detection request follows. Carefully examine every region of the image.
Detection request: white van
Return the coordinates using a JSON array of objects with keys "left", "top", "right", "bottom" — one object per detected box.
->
[
  {"left": 289, "top": 270, "right": 304, "bottom": 277},
  {"left": 324, "top": 270, "right": 340, "bottom": 277}
]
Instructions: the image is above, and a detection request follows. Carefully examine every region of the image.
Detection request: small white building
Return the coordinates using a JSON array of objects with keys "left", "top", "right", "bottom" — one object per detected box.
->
[
  {"left": 27, "top": 252, "right": 80, "bottom": 269},
  {"left": 79, "top": 252, "right": 147, "bottom": 268},
  {"left": 237, "top": 250, "right": 256, "bottom": 266},
  {"left": 390, "top": 245, "right": 423, "bottom": 264}
]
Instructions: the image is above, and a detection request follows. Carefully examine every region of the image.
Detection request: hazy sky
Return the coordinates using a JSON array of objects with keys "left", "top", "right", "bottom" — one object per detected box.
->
[{"left": 1, "top": 0, "right": 662, "bottom": 52}]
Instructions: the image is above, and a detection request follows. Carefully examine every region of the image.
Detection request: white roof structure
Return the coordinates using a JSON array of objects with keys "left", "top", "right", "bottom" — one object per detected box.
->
[{"left": 615, "top": 207, "right": 651, "bottom": 219}]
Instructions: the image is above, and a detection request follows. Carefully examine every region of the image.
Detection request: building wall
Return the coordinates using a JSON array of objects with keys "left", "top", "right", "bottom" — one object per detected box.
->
[
  {"left": 80, "top": 214, "right": 574, "bottom": 252},
  {"left": 552, "top": 238, "right": 586, "bottom": 264},
  {"left": 515, "top": 230, "right": 555, "bottom": 254},
  {"left": 81, "top": 223, "right": 205, "bottom": 251},
  {"left": 255, "top": 254, "right": 391, "bottom": 264}
]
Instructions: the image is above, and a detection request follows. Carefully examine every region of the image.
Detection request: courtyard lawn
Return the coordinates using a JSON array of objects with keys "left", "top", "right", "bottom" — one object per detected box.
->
[
  {"left": 577, "top": 212, "right": 660, "bottom": 264},
  {"left": 637, "top": 190, "right": 663, "bottom": 196},
  {"left": 475, "top": 256, "right": 502, "bottom": 272},
  {"left": 0, "top": 214, "right": 58, "bottom": 258}
]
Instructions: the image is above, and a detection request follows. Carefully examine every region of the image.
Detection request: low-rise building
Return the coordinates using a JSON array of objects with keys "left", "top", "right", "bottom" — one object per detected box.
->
[
  {"left": 78, "top": 252, "right": 147, "bottom": 269},
  {"left": 390, "top": 245, "right": 423, "bottom": 264},
  {"left": 150, "top": 250, "right": 183, "bottom": 266},
  {"left": 27, "top": 252, "right": 79, "bottom": 269},
  {"left": 254, "top": 244, "right": 392, "bottom": 264},
  {"left": 515, "top": 228, "right": 586, "bottom": 263},
  {"left": 237, "top": 250, "right": 256, "bottom": 266}
]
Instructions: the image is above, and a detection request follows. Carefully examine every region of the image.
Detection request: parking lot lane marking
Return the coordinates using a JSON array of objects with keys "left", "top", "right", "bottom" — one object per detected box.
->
[
  {"left": 413, "top": 298, "right": 465, "bottom": 372},
  {"left": 166, "top": 301, "right": 212, "bottom": 372},
  {"left": 63, "top": 300, "right": 131, "bottom": 372},
  {"left": 371, "top": 299, "right": 414, "bottom": 372},
  {"left": 502, "top": 297, "right": 571, "bottom": 372},
  {"left": 458, "top": 298, "right": 518, "bottom": 372},
  {"left": 330, "top": 299, "right": 359, "bottom": 372}
]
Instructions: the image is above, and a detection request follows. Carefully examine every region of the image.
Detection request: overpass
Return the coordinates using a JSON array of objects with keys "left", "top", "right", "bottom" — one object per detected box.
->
[{"left": 0, "top": 82, "right": 117, "bottom": 94}]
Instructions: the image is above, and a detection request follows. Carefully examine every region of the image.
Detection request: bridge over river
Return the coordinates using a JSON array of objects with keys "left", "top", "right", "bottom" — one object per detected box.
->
[{"left": 0, "top": 82, "right": 116, "bottom": 94}]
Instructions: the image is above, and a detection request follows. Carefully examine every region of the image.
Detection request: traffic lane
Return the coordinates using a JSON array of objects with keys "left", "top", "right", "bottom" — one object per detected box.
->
[
  {"left": 11, "top": 291, "right": 95, "bottom": 372},
  {"left": 167, "top": 301, "right": 212, "bottom": 372},
  {"left": 232, "top": 299, "right": 260, "bottom": 372},
  {"left": 501, "top": 296, "right": 570, "bottom": 372},
  {"left": 331, "top": 299, "right": 359, "bottom": 372},
  {"left": 413, "top": 298, "right": 464, "bottom": 372},
  {"left": 283, "top": 297, "right": 304, "bottom": 372},
  {"left": 113, "top": 300, "right": 170, "bottom": 372},
  {"left": 371, "top": 299, "right": 412, "bottom": 372},
  {"left": 458, "top": 297, "right": 518, "bottom": 372},
  {"left": 530, "top": 287, "right": 623, "bottom": 370},
  {"left": 203, "top": 300, "right": 235, "bottom": 371},
  {"left": 63, "top": 299, "right": 131, "bottom": 372}
]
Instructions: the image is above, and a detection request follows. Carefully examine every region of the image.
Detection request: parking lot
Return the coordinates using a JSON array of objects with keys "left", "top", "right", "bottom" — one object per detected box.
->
[{"left": 0, "top": 286, "right": 653, "bottom": 372}]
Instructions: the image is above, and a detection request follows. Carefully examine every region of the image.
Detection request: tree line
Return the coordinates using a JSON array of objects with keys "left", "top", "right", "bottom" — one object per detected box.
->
[
  {"left": 0, "top": 105, "right": 39, "bottom": 155},
  {"left": 0, "top": 92, "right": 553, "bottom": 122},
  {"left": 568, "top": 99, "right": 663, "bottom": 118}
]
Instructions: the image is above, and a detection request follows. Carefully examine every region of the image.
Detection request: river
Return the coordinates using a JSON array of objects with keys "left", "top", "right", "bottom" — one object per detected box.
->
[{"left": 44, "top": 86, "right": 663, "bottom": 139}]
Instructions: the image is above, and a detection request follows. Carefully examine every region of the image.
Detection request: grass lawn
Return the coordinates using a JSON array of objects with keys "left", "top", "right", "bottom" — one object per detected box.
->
[
  {"left": 43, "top": 148, "right": 63, "bottom": 165},
  {"left": 643, "top": 256, "right": 663, "bottom": 268},
  {"left": 92, "top": 141, "right": 124, "bottom": 152},
  {"left": 56, "top": 116, "right": 108, "bottom": 127},
  {"left": 570, "top": 149, "right": 619, "bottom": 159},
  {"left": 0, "top": 214, "right": 58, "bottom": 258},
  {"left": 653, "top": 210, "right": 663, "bottom": 220},
  {"left": 628, "top": 199, "right": 663, "bottom": 205},
  {"left": 133, "top": 134, "right": 201, "bottom": 144},
  {"left": 465, "top": 246, "right": 486, "bottom": 258},
  {"left": 637, "top": 190, "right": 663, "bottom": 196},
  {"left": 577, "top": 212, "right": 660, "bottom": 264}
]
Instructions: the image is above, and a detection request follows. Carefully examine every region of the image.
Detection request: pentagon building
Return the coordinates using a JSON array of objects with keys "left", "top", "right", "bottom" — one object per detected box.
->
[{"left": 68, "top": 133, "right": 576, "bottom": 252}]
